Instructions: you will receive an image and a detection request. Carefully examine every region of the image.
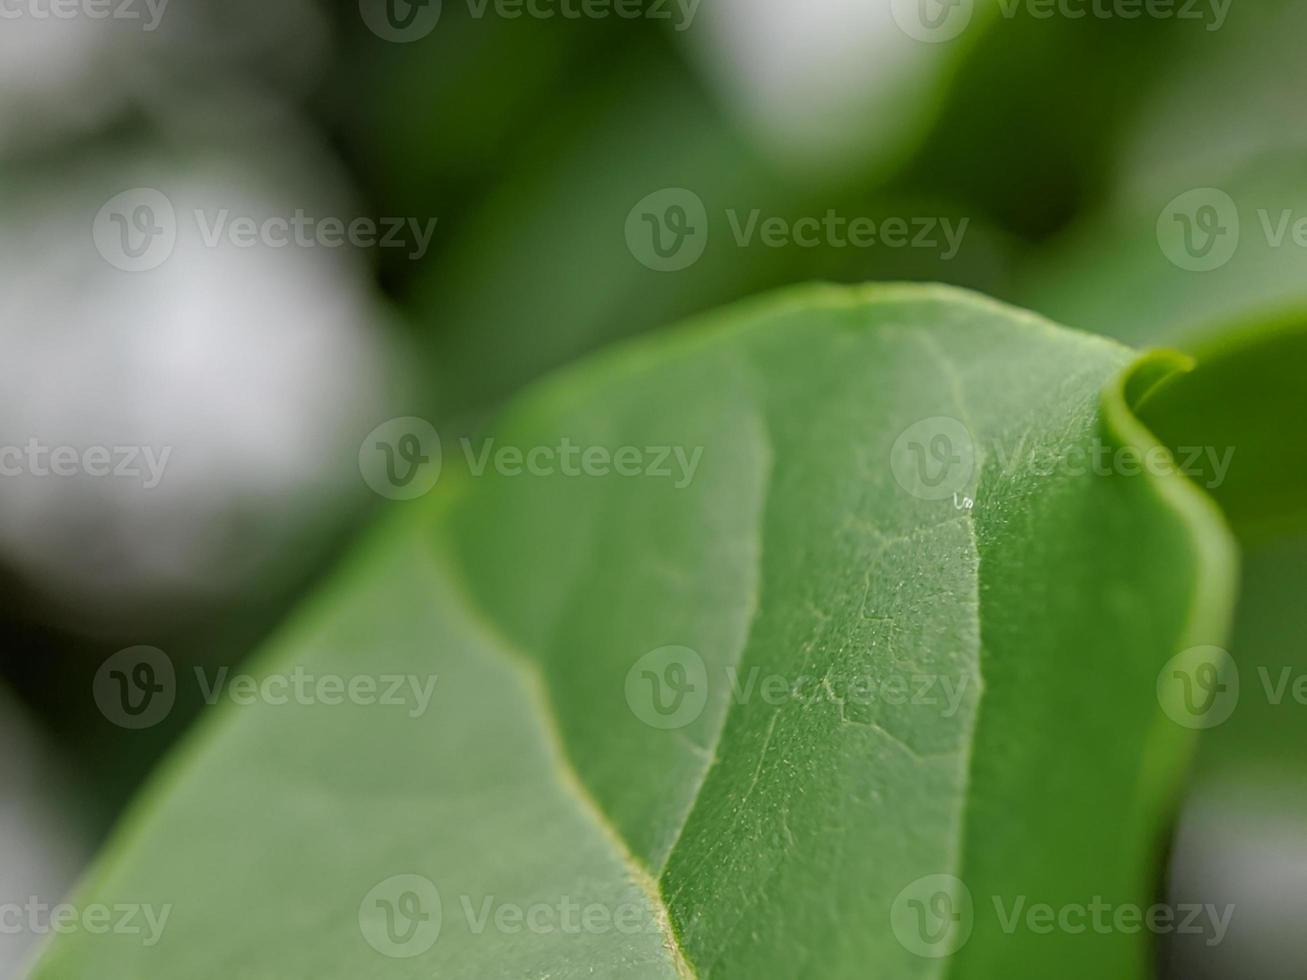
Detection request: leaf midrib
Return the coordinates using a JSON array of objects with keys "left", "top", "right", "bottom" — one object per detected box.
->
[
  {"left": 431, "top": 539, "right": 699, "bottom": 979},
  {"left": 434, "top": 319, "right": 1001, "bottom": 980}
]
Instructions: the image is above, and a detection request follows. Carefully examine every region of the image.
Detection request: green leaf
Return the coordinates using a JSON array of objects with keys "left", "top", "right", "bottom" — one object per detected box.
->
[
  {"left": 37, "top": 285, "right": 1235, "bottom": 978},
  {"left": 901, "top": 9, "right": 1179, "bottom": 239},
  {"left": 1013, "top": 119, "right": 1307, "bottom": 965},
  {"left": 1016, "top": 153, "right": 1307, "bottom": 348},
  {"left": 1132, "top": 310, "right": 1307, "bottom": 542},
  {"left": 1111, "top": 0, "right": 1307, "bottom": 203},
  {"left": 411, "top": 54, "right": 1007, "bottom": 425},
  {"left": 1125, "top": 313, "right": 1307, "bottom": 976},
  {"left": 337, "top": 4, "right": 656, "bottom": 254},
  {"left": 1187, "top": 535, "right": 1307, "bottom": 786}
]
